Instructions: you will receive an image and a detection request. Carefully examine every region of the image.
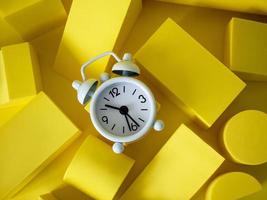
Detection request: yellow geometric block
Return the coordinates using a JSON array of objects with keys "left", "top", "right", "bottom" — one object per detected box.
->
[
  {"left": 205, "top": 172, "right": 262, "bottom": 200},
  {"left": 64, "top": 135, "right": 134, "bottom": 200},
  {"left": 10, "top": 130, "right": 91, "bottom": 200},
  {"left": 0, "top": 42, "right": 42, "bottom": 106},
  {"left": 0, "top": 92, "right": 80, "bottom": 200},
  {"left": 121, "top": 124, "right": 224, "bottom": 200},
  {"left": 54, "top": 0, "right": 142, "bottom": 80},
  {"left": 221, "top": 110, "right": 267, "bottom": 165},
  {"left": 156, "top": 0, "right": 267, "bottom": 15},
  {"left": 0, "top": 0, "right": 66, "bottom": 40},
  {"left": 225, "top": 18, "right": 267, "bottom": 81},
  {"left": 240, "top": 172, "right": 267, "bottom": 200},
  {"left": 135, "top": 18, "right": 246, "bottom": 128},
  {"left": 0, "top": 97, "right": 33, "bottom": 127},
  {"left": 51, "top": 184, "right": 94, "bottom": 200},
  {"left": 0, "top": 17, "right": 22, "bottom": 48}
]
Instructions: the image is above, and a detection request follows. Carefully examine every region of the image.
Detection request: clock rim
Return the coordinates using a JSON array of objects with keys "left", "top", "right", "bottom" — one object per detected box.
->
[{"left": 90, "top": 77, "right": 156, "bottom": 143}]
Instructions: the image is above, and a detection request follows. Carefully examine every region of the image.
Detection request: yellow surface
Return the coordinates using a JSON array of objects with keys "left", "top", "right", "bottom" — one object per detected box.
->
[
  {"left": 83, "top": 102, "right": 90, "bottom": 113},
  {"left": 121, "top": 124, "right": 224, "bottom": 200},
  {"left": 39, "top": 193, "right": 58, "bottom": 200},
  {"left": 1, "top": 0, "right": 66, "bottom": 40},
  {"left": 0, "top": 97, "right": 33, "bottom": 127},
  {"left": 135, "top": 18, "right": 246, "bottom": 128},
  {"left": 205, "top": 172, "right": 262, "bottom": 200},
  {"left": 240, "top": 164, "right": 267, "bottom": 200},
  {"left": 0, "top": 17, "right": 22, "bottom": 48},
  {"left": 225, "top": 18, "right": 267, "bottom": 81},
  {"left": 0, "top": 42, "right": 42, "bottom": 106},
  {"left": 222, "top": 110, "right": 267, "bottom": 165},
  {"left": 51, "top": 184, "right": 94, "bottom": 200},
  {"left": 54, "top": 0, "right": 142, "bottom": 80},
  {"left": 0, "top": 0, "right": 40, "bottom": 15},
  {"left": 64, "top": 135, "right": 135, "bottom": 200},
  {"left": 0, "top": 92, "right": 80, "bottom": 200},
  {"left": 156, "top": 0, "right": 267, "bottom": 15}
]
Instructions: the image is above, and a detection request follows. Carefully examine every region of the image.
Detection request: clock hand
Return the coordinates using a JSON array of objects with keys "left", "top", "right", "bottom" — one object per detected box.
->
[
  {"left": 126, "top": 113, "right": 140, "bottom": 127},
  {"left": 104, "top": 104, "right": 138, "bottom": 129},
  {"left": 124, "top": 114, "right": 132, "bottom": 131},
  {"left": 105, "top": 104, "right": 120, "bottom": 110}
]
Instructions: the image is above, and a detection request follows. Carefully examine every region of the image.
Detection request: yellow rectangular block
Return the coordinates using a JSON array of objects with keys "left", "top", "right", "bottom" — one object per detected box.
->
[
  {"left": 0, "top": 17, "right": 22, "bottom": 47},
  {"left": 0, "top": 97, "right": 33, "bottom": 127},
  {"left": 51, "top": 185, "right": 94, "bottom": 200},
  {"left": 0, "top": 92, "right": 80, "bottom": 200},
  {"left": 121, "top": 124, "right": 224, "bottom": 200},
  {"left": 135, "top": 18, "right": 246, "bottom": 127},
  {"left": 0, "top": 42, "right": 42, "bottom": 105},
  {"left": 156, "top": 0, "right": 267, "bottom": 15},
  {"left": 225, "top": 18, "right": 267, "bottom": 81},
  {"left": 64, "top": 135, "right": 134, "bottom": 200},
  {"left": 10, "top": 130, "right": 90, "bottom": 200},
  {"left": 1, "top": 0, "right": 66, "bottom": 40},
  {"left": 54, "top": 0, "right": 142, "bottom": 80}
]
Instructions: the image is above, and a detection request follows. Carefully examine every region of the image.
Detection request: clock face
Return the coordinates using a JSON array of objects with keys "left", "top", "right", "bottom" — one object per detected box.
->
[{"left": 90, "top": 77, "right": 156, "bottom": 143}]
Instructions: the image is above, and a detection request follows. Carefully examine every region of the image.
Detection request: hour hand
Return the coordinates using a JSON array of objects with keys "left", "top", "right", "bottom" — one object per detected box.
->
[{"left": 105, "top": 104, "right": 120, "bottom": 110}]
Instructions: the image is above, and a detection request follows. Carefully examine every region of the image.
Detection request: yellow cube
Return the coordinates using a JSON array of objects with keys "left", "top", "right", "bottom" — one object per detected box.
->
[
  {"left": 0, "top": 0, "right": 66, "bottom": 40},
  {"left": 135, "top": 18, "right": 246, "bottom": 128},
  {"left": 221, "top": 110, "right": 267, "bottom": 165},
  {"left": 205, "top": 172, "right": 262, "bottom": 200},
  {"left": 0, "top": 92, "right": 80, "bottom": 200},
  {"left": 121, "top": 124, "right": 224, "bottom": 200},
  {"left": 64, "top": 135, "right": 134, "bottom": 200},
  {"left": 156, "top": 0, "right": 267, "bottom": 15},
  {"left": 225, "top": 18, "right": 267, "bottom": 81},
  {"left": 0, "top": 42, "right": 42, "bottom": 106},
  {"left": 54, "top": 0, "right": 142, "bottom": 80}
]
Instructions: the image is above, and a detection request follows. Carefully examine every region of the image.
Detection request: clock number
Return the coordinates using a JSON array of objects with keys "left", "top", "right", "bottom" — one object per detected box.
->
[
  {"left": 138, "top": 95, "right": 146, "bottom": 103},
  {"left": 131, "top": 123, "right": 138, "bottom": 131},
  {"left": 102, "top": 116, "right": 108, "bottom": 124},
  {"left": 109, "top": 87, "right": 120, "bottom": 98}
]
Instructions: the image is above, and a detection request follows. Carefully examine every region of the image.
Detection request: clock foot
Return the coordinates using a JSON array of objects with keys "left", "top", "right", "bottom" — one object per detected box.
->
[
  {"left": 112, "top": 142, "right": 125, "bottom": 154},
  {"left": 100, "top": 72, "right": 110, "bottom": 83},
  {"left": 153, "top": 120, "right": 164, "bottom": 132}
]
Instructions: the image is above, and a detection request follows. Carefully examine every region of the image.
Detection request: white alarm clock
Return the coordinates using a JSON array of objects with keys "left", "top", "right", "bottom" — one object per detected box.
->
[{"left": 72, "top": 51, "right": 164, "bottom": 153}]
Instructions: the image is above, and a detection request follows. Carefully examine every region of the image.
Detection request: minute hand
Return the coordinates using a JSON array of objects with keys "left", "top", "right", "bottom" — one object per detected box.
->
[{"left": 126, "top": 113, "right": 140, "bottom": 127}]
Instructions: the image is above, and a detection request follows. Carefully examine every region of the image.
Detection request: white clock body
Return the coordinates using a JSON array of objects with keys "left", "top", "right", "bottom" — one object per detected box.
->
[{"left": 90, "top": 77, "right": 156, "bottom": 143}]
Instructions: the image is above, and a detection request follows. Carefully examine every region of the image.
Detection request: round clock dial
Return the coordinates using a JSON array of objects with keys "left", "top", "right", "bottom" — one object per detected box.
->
[{"left": 90, "top": 77, "right": 156, "bottom": 143}]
